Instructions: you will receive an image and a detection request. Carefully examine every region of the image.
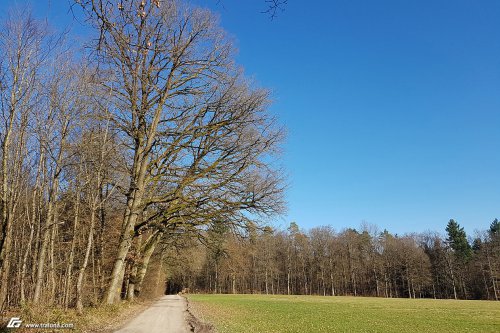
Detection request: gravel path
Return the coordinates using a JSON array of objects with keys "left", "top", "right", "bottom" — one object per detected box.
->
[{"left": 115, "top": 295, "right": 188, "bottom": 333}]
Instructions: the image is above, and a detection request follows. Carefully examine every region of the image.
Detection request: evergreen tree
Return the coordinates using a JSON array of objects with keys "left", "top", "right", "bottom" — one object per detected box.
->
[
  {"left": 445, "top": 219, "right": 472, "bottom": 261},
  {"left": 489, "top": 218, "right": 500, "bottom": 240}
]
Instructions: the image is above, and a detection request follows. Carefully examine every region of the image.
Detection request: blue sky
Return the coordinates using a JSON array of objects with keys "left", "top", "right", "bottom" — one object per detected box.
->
[
  {"left": 6, "top": 0, "right": 500, "bottom": 236},
  {"left": 202, "top": 0, "right": 500, "bottom": 236}
]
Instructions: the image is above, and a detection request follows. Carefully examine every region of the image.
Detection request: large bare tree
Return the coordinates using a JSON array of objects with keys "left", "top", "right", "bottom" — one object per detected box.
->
[{"left": 75, "top": 0, "right": 285, "bottom": 304}]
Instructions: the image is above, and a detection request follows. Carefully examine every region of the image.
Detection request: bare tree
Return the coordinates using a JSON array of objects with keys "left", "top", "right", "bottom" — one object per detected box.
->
[
  {"left": 75, "top": 116, "right": 116, "bottom": 312},
  {"left": 0, "top": 9, "right": 50, "bottom": 308},
  {"left": 74, "top": 0, "right": 284, "bottom": 304},
  {"left": 0, "top": 0, "right": 288, "bottom": 311},
  {"left": 32, "top": 55, "right": 87, "bottom": 304}
]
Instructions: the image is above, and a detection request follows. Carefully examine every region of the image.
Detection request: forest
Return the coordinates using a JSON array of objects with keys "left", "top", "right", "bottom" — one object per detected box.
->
[
  {"left": 0, "top": 0, "right": 285, "bottom": 312},
  {"left": 0, "top": 0, "right": 498, "bottom": 319},
  {"left": 167, "top": 219, "right": 500, "bottom": 301}
]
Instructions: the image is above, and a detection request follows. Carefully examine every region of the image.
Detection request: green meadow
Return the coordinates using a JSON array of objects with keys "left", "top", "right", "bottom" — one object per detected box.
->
[{"left": 187, "top": 294, "right": 500, "bottom": 333}]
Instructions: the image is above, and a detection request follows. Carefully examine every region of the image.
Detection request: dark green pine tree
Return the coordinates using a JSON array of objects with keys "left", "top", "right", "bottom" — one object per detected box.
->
[
  {"left": 445, "top": 219, "right": 472, "bottom": 261},
  {"left": 489, "top": 218, "right": 500, "bottom": 240}
]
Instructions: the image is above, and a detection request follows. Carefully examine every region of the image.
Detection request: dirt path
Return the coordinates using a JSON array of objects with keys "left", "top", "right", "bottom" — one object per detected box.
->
[{"left": 115, "top": 295, "right": 189, "bottom": 333}]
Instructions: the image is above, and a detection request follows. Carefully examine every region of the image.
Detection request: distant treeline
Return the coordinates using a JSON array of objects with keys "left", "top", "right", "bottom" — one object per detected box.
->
[{"left": 167, "top": 219, "right": 499, "bottom": 300}]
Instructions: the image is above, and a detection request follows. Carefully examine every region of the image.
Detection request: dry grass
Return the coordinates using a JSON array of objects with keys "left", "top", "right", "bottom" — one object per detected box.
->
[{"left": 1, "top": 299, "right": 152, "bottom": 333}]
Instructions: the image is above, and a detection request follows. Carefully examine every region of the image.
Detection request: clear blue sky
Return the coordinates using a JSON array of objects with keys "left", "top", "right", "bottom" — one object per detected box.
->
[{"left": 7, "top": 0, "right": 500, "bottom": 236}]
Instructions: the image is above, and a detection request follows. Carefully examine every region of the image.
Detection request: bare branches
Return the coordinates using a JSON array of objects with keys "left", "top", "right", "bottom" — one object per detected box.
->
[
  {"left": 262, "top": 0, "right": 288, "bottom": 19},
  {"left": 0, "top": 0, "right": 286, "bottom": 309},
  {"left": 69, "top": 0, "right": 286, "bottom": 304},
  {"left": 213, "top": 0, "right": 288, "bottom": 19}
]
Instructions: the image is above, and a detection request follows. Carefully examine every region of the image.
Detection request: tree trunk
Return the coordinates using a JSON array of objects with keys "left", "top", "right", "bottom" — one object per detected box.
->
[
  {"left": 64, "top": 190, "right": 80, "bottom": 308},
  {"left": 96, "top": 185, "right": 107, "bottom": 295},
  {"left": 134, "top": 232, "right": 161, "bottom": 296},
  {"left": 20, "top": 219, "right": 34, "bottom": 304},
  {"left": 104, "top": 152, "right": 147, "bottom": 304},
  {"left": 0, "top": 72, "right": 19, "bottom": 309},
  {"left": 20, "top": 152, "right": 44, "bottom": 304},
  {"left": 265, "top": 268, "right": 269, "bottom": 295},
  {"left": 481, "top": 265, "right": 491, "bottom": 300},
  {"left": 127, "top": 262, "right": 138, "bottom": 302},
  {"left": 49, "top": 212, "right": 58, "bottom": 303},
  {"left": 486, "top": 250, "right": 498, "bottom": 301},
  {"left": 33, "top": 117, "right": 67, "bottom": 304},
  {"left": 232, "top": 274, "right": 236, "bottom": 294},
  {"left": 33, "top": 174, "right": 60, "bottom": 304},
  {"left": 76, "top": 211, "right": 96, "bottom": 313},
  {"left": 445, "top": 254, "right": 458, "bottom": 300},
  {"left": 373, "top": 268, "right": 380, "bottom": 297},
  {"left": 0, "top": 210, "right": 13, "bottom": 308},
  {"left": 287, "top": 270, "right": 290, "bottom": 295},
  {"left": 0, "top": 114, "right": 16, "bottom": 308},
  {"left": 406, "top": 264, "right": 412, "bottom": 299}
]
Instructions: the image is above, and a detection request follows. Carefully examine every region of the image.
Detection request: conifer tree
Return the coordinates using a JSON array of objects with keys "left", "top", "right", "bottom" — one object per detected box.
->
[{"left": 446, "top": 219, "right": 472, "bottom": 261}]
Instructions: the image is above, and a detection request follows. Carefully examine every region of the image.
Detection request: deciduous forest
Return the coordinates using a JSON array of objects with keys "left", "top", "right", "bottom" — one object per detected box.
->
[
  {"left": 166, "top": 219, "right": 500, "bottom": 300},
  {"left": 0, "top": 0, "right": 285, "bottom": 312},
  {"left": 0, "top": 0, "right": 498, "bottom": 321}
]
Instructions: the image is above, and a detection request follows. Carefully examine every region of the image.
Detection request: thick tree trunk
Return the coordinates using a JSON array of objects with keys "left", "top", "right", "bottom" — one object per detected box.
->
[
  {"left": 104, "top": 148, "right": 148, "bottom": 304},
  {"left": 134, "top": 232, "right": 161, "bottom": 296},
  {"left": 127, "top": 262, "right": 137, "bottom": 302},
  {"left": 126, "top": 235, "right": 142, "bottom": 302},
  {"left": 104, "top": 196, "right": 140, "bottom": 303}
]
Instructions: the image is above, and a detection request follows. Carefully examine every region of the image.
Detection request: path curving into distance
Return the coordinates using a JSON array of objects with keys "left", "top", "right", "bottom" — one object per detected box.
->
[{"left": 115, "top": 295, "right": 188, "bottom": 333}]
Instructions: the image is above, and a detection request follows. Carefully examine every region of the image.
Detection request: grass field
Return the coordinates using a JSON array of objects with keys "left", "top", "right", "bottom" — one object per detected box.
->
[{"left": 187, "top": 294, "right": 500, "bottom": 333}]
